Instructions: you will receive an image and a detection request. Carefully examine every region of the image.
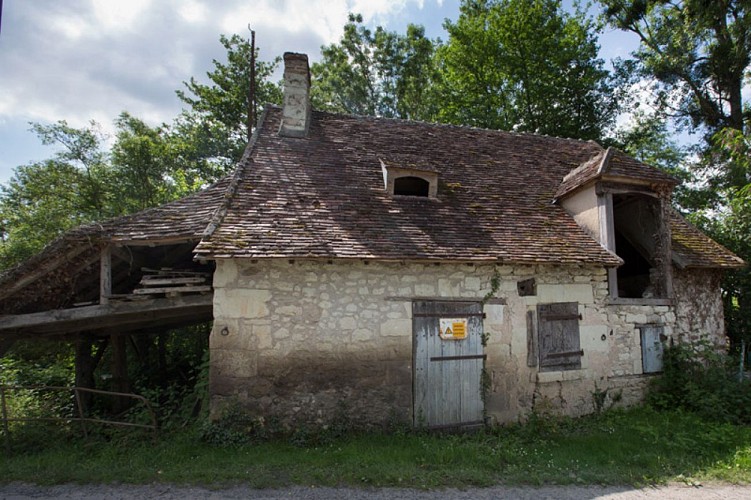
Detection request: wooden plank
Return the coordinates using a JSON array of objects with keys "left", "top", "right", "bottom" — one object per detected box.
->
[
  {"left": 641, "top": 325, "right": 665, "bottom": 373},
  {"left": 430, "top": 354, "right": 486, "bottom": 361},
  {"left": 526, "top": 310, "right": 537, "bottom": 367},
  {"left": 141, "top": 267, "right": 208, "bottom": 276},
  {"left": 132, "top": 285, "right": 212, "bottom": 295},
  {"left": 537, "top": 302, "right": 582, "bottom": 371},
  {"left": 0, "top": 294, "right": 213, "bottom": 335},
  {"left": 139, "top": 277, "right": 206, "bottom": 286}
]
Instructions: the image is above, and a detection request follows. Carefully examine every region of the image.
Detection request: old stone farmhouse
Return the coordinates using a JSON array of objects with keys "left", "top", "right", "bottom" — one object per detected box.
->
[{"left": 0, "top": 53, "right": 744, "bottom": 429}]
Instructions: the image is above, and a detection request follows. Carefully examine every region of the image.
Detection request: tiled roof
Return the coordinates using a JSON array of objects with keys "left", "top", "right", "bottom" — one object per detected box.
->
[
  {"left": 195, "top": 106, "right": 622, "bottom": 265},
  {"left": 0, "top": 178, "right": 231, "bottom": 314},
  {"left": 68, "top": 177, "right": 233, "bottom": 243},
  {"left": 555, "top": 147, "right": 678, "bottom": 199},
  {"left": 2, "top": 104, "right": 743, "bottom": 317},
  {"left": 670, "top": 212, "right": 745, "bottom": 269}
]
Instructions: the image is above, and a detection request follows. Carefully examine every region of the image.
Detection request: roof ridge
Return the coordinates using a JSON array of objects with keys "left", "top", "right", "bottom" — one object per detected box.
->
[
  {"left": 201, "top": 106, "right": 270, "bottom": 241},
  {"left": 266, "top": 104, "right": 601, "bottom": 147}
]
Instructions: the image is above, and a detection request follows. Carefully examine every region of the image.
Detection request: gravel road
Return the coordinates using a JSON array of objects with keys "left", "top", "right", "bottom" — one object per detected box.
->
[{"left": 1, "top": 483, "right": 750, "bottom": 499}]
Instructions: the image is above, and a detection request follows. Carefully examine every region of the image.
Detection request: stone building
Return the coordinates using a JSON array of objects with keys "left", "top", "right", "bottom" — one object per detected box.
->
[{"left": 0, "top": 53, "right": 744, "bottom": 429}]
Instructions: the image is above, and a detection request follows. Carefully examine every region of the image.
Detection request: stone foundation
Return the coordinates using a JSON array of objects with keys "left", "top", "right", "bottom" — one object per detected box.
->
[{"left": 209, "top": 259, "right": 726, "bottom": 427}]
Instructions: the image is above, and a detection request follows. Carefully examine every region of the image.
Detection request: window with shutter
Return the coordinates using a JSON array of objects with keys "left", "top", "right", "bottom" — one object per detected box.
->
[
  {"left": 537, "top": 302, "right": 583, "bottom": 372},
  {"left": 640, "top": 325, "right": 665, "bottom": 374}
]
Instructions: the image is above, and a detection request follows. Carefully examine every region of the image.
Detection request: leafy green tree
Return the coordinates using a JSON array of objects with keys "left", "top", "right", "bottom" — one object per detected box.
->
[
  {"left": 175, "top": 34, "right": 282, "bottom": 179},
  {"left": 707, "top": 127, "right": 751, "bottom": 346},
  {"left": 110, "top": 112, "right": 187, "bottom": 213},
  {"left": 436, "top": 0, "right": 616, "bottom": 140},
  {"left": 610, "top": 112, "right": 719, "bottom": 210},
  {"left": 0, "top": 121, "right": 113, "bottom": 268},
  {"left": 311, "top": 14, "right": 438, "bottom": 120},
  {"left": 600, "top": 0, "right": 751, "bottom": 139}
]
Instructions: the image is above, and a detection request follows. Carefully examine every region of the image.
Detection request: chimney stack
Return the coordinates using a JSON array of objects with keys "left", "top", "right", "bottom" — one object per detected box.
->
[{"left": 279, "top": 52, "right": 311, "bottom": 137}]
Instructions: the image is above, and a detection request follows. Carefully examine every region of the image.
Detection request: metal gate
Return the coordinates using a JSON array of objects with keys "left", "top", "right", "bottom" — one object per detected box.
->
[{"left": 413, "top": 300, "right": 484, "bottom": 428}]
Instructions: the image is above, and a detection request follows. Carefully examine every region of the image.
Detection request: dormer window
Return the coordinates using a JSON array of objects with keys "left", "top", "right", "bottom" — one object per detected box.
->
[
  {"left": 381, "top": 159, "right": 438, "bottom": 199},
  {"left": 394, "top": 176, "right": 430, "bottom": 197}
]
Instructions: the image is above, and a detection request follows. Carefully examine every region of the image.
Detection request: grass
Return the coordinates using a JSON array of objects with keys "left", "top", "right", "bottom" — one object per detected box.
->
[{"left": 1, "top": 406, "right": 750, "bottom": 488}]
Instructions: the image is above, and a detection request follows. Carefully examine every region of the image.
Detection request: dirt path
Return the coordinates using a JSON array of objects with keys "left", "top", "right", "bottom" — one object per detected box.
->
[{"left": 1, "top": 483, "right": 750, "bottom": 499}]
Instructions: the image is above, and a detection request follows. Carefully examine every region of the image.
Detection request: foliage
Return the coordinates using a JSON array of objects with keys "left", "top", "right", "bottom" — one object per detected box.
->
[
  {"left": 1, "top": 407, "right": 751, "bottom": 486},
  {"left": 311, "top": 14, "right": 438, "bottom": 120},
  {"left": 647, "top": 339, "right": 751, "bottom": 424},
  {"left": 0, "top": 122, "right": 112, "bottom": 267},
  {"left": 600, "top": 0, "right": 751, "bottom": 139},
  {"left": 609, "top": 112, "right": 721, "bottom": 211},
  {"left": 110, "top": 113, "right": 190, "bottom": 213},
  {"left": 175, "top": 34, "right": 282, "bottom": 179},
  {"left": 436, "top": 0, "right": 617, "bottom": 140},
  {"left": 0, "top": 118, "right": 196, "bottom": 271}
]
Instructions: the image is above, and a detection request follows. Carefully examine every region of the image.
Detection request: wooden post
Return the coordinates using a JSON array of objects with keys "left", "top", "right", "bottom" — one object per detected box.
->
[
  {"left": 74, "top": 335, "right": 96, "bottom": 415},
  {"left": 110, "top": 333, "right": 129, "bottom": 413},
  {"left": 100, "top": 245, "right": 112, "bottom": 305},
  {"left": 652, "top": 189, "right": 674, "bottom": 298}
]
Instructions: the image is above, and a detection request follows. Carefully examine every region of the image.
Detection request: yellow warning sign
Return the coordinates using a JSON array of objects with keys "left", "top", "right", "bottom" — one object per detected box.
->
[{"left": 439, "top": 318, "right": 468, "bottom": 340}]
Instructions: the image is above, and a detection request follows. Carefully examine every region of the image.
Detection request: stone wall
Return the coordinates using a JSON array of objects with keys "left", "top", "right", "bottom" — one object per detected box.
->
[{"left": 209, "top": 259, "right": 727, "bottom": 427}]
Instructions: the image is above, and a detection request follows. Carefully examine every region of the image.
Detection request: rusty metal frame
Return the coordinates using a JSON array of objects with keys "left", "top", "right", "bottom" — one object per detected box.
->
[{"left": 0, "top": 385, "right": 158, "bottom": 453}]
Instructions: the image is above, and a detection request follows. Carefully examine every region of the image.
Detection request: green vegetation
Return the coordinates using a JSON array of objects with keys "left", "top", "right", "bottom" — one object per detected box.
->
[
  {"left": 0, "top": 406, "right": 749, "bottom": 487},
  {"left": 648, "top": 340, "right": 751, "bottom": 425}
]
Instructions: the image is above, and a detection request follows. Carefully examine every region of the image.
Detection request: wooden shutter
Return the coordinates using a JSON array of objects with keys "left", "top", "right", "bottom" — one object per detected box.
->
[
  {"left": 640, "top": 325, "right": 665, "bottom": 374},
  {"left": 537, "top": 302, "right": 582, "bottom": 372}
]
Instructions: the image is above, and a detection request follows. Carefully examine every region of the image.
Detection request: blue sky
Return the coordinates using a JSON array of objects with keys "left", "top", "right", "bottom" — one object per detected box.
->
[{"left": 0, "top": 0, "right": 639, "bottom": 185}]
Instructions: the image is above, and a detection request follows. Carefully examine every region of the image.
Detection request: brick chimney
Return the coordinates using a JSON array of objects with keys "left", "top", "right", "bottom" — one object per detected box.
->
[{"left": 279, "top": 52, "right": 311, "bottom": 137}]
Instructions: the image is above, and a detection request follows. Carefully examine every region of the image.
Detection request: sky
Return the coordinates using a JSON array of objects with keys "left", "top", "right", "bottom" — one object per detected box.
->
[{"left": 0, "top": 0, "right": 638, "bottom": 185}]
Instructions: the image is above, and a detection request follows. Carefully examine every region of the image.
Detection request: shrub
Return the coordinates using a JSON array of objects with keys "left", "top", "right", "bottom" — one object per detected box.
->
[{"left": 647, "top": 339, "right": 751, "bottom": 424}]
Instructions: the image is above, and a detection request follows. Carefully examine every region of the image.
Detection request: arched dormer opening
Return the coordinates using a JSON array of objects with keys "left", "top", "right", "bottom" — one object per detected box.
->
[
  {"left": 380, "top": 159, "right": 439, "bottom": 199},
  {"left": 394, "top": 176, "right": 430, "bottom": 197}
]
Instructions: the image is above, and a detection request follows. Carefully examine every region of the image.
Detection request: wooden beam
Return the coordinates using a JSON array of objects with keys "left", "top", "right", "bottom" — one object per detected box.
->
[
  {"left": 0, "top": 244, "right": 93, "bottom": 301},
  {"left": 100, "top": 245, "right": 112, "bottom": 305},
  {"left": 0, "top": 294, "right": 213, "bottom": 335},
  {"left": 133, "top": 285, "right": 212, "bottom": 295},
  {"left": 112, "top": 237, "right": 198, "bottom": 247}
]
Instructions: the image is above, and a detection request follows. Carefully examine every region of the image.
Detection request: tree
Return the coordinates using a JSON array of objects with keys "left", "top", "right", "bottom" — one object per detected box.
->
[
  {"left": 110, "top": 112, "right": 187, "bottom": 213},
  {"left": 600, "top": 1, "right": 751, "bottom": 164},
  {"left": 709, "top": 127, "right": 751, "bottom": 347},
  {"left": 175, "top": 34, "right": 282, "bottom": 179},
  {"left": 311, "top": 14, "right": 438, "bottom": 120},
  {"left": 436, "top": 0, "right": 617, "bottom": 140},
  {"left": 610, "top": 112, "right": 721, "bottom": 210},
  {"left": 0, "top": 121, "right": 113, "bottom": 268}
]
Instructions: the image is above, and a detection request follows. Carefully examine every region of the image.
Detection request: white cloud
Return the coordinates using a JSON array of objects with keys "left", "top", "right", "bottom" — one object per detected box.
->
[
  {"left": 178, "top": 0, "right": 208, "bottom": 24},
  {"left": 0, "top": 0, "right": 446, "bottom": 182},
  {"left": 91, "top": 0, "right": 153, "bottom": 31}
]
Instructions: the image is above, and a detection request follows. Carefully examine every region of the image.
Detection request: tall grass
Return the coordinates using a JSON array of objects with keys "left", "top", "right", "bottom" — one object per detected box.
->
[{"left": 1, "top": 406, "right": 750, "bottom": 487}]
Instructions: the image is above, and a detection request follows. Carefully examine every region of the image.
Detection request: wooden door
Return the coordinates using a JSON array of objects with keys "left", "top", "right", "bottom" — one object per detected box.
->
[{"left": 413, "top": 301, "right": 485, "bottom": 428}]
